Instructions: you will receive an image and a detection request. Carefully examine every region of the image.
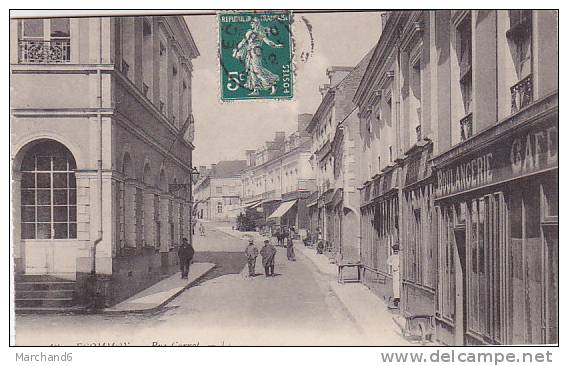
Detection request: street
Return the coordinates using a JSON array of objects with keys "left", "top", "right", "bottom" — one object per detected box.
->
[{"left": 15, "top": 223, "right": 364, "bottom": 346}]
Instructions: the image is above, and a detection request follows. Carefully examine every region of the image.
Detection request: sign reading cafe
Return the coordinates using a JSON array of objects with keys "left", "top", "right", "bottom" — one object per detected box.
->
[{"left": 436, "top": 123, "right": 557, "bottom": 198}]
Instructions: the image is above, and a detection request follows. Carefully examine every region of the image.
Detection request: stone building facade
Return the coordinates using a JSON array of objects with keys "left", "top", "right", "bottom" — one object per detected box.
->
[
  {"left": 193, "top": 160, "right": 247, "bottom": 222},
  {"left": 354, "top": 10, "right": 558, "bottom": 345},
  {"left": 10, "top": 15, "right": 199, "bottom": 307},
  {"left": 241, "top": 114, "right": 315, "bottom": 232},
  {"left": 306, "top": 59, "right": 370, "bottom": 261}
]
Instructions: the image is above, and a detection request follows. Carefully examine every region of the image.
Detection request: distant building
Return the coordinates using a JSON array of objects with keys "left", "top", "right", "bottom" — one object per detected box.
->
[
  {"left": 10, "top": 15, "right": 199, "bottom": 308},
  {"left": 305, "top": 59, "right": 371, "bottom": 260},
  {"left": 241, "top": 114, "right": 315, "bottom": 232},
  {"left": 193, "top": 160, "right": 247, "bottom": 222}
]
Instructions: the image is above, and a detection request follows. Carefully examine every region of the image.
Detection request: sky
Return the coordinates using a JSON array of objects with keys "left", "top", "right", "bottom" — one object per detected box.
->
[{"left": 185, "top": 11, "right": 382, "bottom": 167}]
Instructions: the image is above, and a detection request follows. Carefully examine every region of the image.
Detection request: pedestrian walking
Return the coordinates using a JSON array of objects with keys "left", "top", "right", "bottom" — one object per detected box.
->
[
  {"left": 260, "top": 239, "right": 276, "bottom": 277},
  {"left": 199, "top": 222, "right": 206, "bottom": 236},
  {"left": 286, "top": 236, "right": 296, "bottom": 261},
  {"left": 178, "top": 237, "right": 195, "bottom": 279},
  {"left": 244, "top": 238, "right": 259, "bottom": 277},
  {"left": 275, "top": 228, "right": 283, "bottom": 247}
]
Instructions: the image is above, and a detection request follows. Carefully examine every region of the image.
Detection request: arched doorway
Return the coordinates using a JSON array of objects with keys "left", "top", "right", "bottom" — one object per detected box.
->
[{"left": 17, "top": 139, "right": 78, "bottom": 276}]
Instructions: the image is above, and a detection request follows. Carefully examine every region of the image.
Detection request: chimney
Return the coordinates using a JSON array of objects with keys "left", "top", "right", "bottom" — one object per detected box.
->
[
  {"left": 381, "top": 12, "right": 391, "bottom": 30},
  {"left": 326, "top": 66, "right": 354, "bottom": 87},
  {"left": 298, "top": 113, "right": 313, "bottom": 135},
  {"left": 211, "top": 164, "right": 217, "bottom": 174},
  {"left": 245, "top": 150, "right": 256, "bottom": 166}
]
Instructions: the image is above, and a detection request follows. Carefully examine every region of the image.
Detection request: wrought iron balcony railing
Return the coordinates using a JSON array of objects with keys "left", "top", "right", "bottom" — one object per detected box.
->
[
  {"left": 460, "top": 112, "right": 473, "bottom": 141},
  {"left": 510, "top": 74, "right": 533, "bottom": 114},
  {"left": 19, "top": 39, "right": 71, "bottom": 64}
]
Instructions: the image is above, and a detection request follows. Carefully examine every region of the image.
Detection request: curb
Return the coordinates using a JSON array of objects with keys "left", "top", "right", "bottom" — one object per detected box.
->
[{"left": 102, "top": 263, "right": 216, "bottom": 315}]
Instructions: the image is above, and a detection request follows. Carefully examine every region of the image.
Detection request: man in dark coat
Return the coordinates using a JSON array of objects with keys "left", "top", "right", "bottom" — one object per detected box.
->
[
  {"left": 260, "top": 239, "right": 276, "bottom": 277},
  {"left": 178, "top": 237, "right": 195, "bottom": 279}
]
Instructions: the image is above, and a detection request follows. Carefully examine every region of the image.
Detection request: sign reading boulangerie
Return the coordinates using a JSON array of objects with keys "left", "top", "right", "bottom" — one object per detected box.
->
[{"left": 436, "top": 123, "right": 558, "bottom": 198}]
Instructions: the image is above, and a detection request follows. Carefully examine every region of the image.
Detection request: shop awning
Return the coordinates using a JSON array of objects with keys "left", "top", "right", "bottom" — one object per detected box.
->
[
  {"left": 268, "top": 200, "right": 297, "bottom": 219},
  {"left": 243, "top": 200, "right": 262, "bottom": 209}
]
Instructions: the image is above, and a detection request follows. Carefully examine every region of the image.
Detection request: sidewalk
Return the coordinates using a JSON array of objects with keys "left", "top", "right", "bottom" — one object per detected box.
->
[
  {"left": 104, "top": 262, "right": 215, "bottom": 313},
  {"left": 297, "top": 245, "right": 413, "bottom": 345}
]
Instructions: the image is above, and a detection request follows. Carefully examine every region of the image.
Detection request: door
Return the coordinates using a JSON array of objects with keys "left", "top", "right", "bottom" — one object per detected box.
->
[{"left": 453, "top": 227, "right": 467, "bottom": 345}]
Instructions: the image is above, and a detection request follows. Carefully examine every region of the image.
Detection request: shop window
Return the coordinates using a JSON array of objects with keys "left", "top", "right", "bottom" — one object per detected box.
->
[
  {"left": 20, "top": 140, "right": 77, "bottom": 240},
  {"left": 509, "top": 185, "right": 550, "bottom": 344},
  {"left": 544, "top": 227, "right": 558, "bottom": 343},
  {"left": 437, "top": 205, "right": 456, "bottom": 322},
  {"left": 466, "top": 193, "right": 505, "bottom": 343}
]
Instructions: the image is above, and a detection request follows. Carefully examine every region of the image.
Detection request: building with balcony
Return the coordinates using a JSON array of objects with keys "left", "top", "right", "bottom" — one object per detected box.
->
[
  {"left": 10, "top": 15, "right": 199, "bottom": 308},
  {"left": 306, "top": 59, "right": 371, "bottom": 260},
  {"left": 241, "top": 114, "right": 315, "bottom": 233},
  {"left": 354, "top": 10, "right": 557, "bottom": 345},
  {"left": 193, "top": 160, "right": 247, "bottom": 222}
]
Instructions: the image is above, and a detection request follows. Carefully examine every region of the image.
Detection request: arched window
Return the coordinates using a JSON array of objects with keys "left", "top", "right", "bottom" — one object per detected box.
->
[{"left": 20, "top": 140, "right": 77, "bottom": 239}]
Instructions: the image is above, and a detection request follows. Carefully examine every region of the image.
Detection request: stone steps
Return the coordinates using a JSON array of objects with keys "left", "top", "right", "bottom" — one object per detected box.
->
[{"left": 14, "top": 275, "right": 78, "bottom": 312}]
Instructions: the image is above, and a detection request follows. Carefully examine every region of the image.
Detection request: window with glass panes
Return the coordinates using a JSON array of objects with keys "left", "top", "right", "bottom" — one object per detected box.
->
[
  {"left": 508, "top": 174, "right": 558, "bottom": 345},
  {"left": 507, "top": 10, "right": 532, "bottom": 79},
  {"left": 405, "top": 185, "right": 435, "bottom": 289},
  {"left": 466, "top": 193, "right": 505, "bottom": 344},
  {"left": 20, "top": 141, "right": 77, "bottom": 239},
  {"left": 457, "top": 14, "right": 472, "bottom": 115},
  {"left": 154, "top": 194, "right": 160, "bottom": 248},
  {"left": 436, "top": 204, "right": 457, "bottom": 322},
  {"left": 19, "top": 18, "right": 71, "bottom": 63}
]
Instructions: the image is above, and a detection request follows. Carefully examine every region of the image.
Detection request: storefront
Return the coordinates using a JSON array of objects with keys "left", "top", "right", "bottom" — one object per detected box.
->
[
  {"left": 400, "top": 141, "right": 436, "bottom": 318},
  {"left": 360, "top": 166, "right": 399, "bottom": 302},
  {"left": 433, "top": 101, "right": 558, "bottom": 345}
]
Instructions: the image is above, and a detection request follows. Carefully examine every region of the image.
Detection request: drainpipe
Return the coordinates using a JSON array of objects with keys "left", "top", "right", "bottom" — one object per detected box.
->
[{"left": 92, "top": 17, "right": 104, "bottom": 275}]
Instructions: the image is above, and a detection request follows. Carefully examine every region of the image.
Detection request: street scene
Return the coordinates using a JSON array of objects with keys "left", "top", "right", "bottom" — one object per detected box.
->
[
  {"left": 16, "top": 221, "right": 407, "bottom": 346},
  {"left": 10, "top": 10, "right": 558, "bottom": 346}
]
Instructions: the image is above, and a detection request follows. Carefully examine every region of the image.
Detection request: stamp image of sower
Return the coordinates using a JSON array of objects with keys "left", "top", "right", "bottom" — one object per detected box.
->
[{"left": 218, "top": 11, "right": 293, "bottom": 101}]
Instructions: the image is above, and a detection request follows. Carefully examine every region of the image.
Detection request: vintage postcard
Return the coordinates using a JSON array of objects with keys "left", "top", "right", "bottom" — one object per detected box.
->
[{"left": 9, "top": 9, "right": 558, "bottom": 352}]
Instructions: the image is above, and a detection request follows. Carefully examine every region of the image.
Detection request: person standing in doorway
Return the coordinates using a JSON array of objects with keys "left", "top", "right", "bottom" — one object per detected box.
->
[
  {"left": 387, "top": 243, "right": 400, "bottom": 309},
  {"left": 244, "top": 238, "right": 259, "bottom": 277},
  {"left": 178, "top": 238, "right": 195, "bottom": 279},
  {"left": 260, "top": 239, "right": 277, "bottom": 277}
]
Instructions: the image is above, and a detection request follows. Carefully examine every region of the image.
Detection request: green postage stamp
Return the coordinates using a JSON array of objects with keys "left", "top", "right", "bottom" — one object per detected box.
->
[{"left": 218, "top": 11, "right": 293, "bottom": 101}]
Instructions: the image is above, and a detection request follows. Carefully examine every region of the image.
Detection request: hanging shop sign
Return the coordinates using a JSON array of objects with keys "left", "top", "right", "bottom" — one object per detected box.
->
[{"left": 436, "top": 122, "right": 558, "bottom": 198}]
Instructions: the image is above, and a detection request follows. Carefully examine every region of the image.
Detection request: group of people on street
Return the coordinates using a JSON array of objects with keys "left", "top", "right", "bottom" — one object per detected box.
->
[
  {"left": 245, "top": 238, "right": 276, "bottom": 277},
  {"left": 244, "top": 233, "right": 297, "bottom": 278}
]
